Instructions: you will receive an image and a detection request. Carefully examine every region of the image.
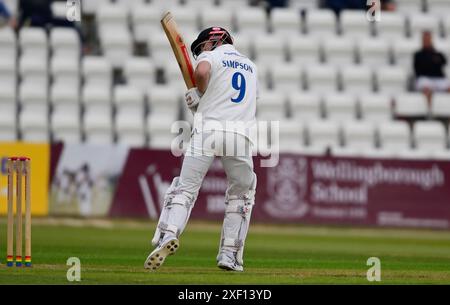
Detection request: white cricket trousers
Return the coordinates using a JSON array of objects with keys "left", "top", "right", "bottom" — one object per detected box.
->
[{"left": 179, "top": 129, "right": 256, "bottom": 203}]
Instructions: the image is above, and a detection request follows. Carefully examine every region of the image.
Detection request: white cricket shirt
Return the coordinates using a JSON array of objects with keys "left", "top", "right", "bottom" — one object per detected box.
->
[{"left": 194, "top": 44, "right": 258, "bottom": 140}]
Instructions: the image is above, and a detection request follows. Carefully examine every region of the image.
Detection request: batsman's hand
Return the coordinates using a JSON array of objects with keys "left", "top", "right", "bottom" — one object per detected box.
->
[{"left": 185, "top": 87, "right": 202, "bottom": 109}]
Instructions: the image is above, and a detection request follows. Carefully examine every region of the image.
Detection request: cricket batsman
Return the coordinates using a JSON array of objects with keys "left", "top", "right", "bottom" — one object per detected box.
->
[{"left": 145, "top": 26, "right": 258, "bottom": 272}]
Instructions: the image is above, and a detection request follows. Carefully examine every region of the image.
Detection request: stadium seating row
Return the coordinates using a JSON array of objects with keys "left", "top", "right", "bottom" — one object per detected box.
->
[
  {"left": 3, "top": 26, "right": 450, "bottom": 93},
  {"left": 3, "top": 22, "right": 450, "bottom": 74},
  {"left": 92, "top": 4, "right": 450, "bottom": 41},
  {"left": 2, "top": 102, "right": 450, "bottom": 160},
  {"left": 278, "top": 119, "right": 450, "bottom": 159},
  {"left": 2, "top": 81, "right": 450, "bottom": 145}
]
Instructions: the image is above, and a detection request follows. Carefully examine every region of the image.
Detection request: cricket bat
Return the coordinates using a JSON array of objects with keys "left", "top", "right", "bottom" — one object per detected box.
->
[{"left": 161, "top": 12, "right": 196, "bottom": 89}]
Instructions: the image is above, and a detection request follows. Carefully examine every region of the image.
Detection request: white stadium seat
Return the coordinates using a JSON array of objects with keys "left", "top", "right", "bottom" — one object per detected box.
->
[
  {"left": 51, "top": 82, "right": 80, "bottom": 113},
  {"left": 375, "top": 12, "right": 406, "bottom": 41},
  {"left": 148, "top": 32, "right": 176, "bottom": 68},
  {"left": 50, "top": 89, "right": 79, "bottom": 144},
  {"left": 323, "top": 93, "right": 357, "bottom": 122},
  {"left": 51, "top": 110, "right": 82, "bottom": 144},
  {"left": 114, "top": 86, "right": 146, "bottom": 147},
  {"left": 306, "top": 120, "right": 341, "bottom": 150},
  {"left": 358, "top": 37, "right": 391, "bottom": 67},
  {"left": 277, "top": 120, "right": 305, "bottom": 153},
  {"left": 169, "top": 6, "right": 200, "bottom": 36},
  {"left": 184, "top": 0, "right": 216, "bottom": 8},
  {"left": 50, "top": 27, "right": 81, "bottom": 58},
  {"left": 431, "top": 93, "right": 450, "bottom": 118},
  {"left": 0, "top": 110, "right": 16, "bottom": 141},
  {"left": 99, "top": 28, "right": 132, "bottom": 69},
  {"left": 114, "top": 85, "right": 145, "bottom": 114},
  {"left": 256, "top": 63, "right": 269, "bottom": 90},
  {"left": 131, "top": 4, "right": 164, "bottom": 43},
  {"left": 289, "top": 0, "right": 319, "bottom": 10},
  {"left": 51, "top": 55, "right": 80, "bottom": 89},
  {"left": 341, "top": 65, "right": 373, "bottom": 94},
  {"left": 0, "top": 81, "right": 16, "bottom": 106},
  {"left": 82, "top": 56, "right": 113, "bottom": 87},
  {"left": 408, "top": 13, "right": 441, "bottom": 38},
  {"left": 253, "top": 35, "right": 286, "bottom": 64},
  {"left": 82, "top": 0, "right": 110, "bottom": 15},
  {"left": 0, "top": 57, "right": 16, "bottom": 88},
  {"left": 295, "top": 145, "right": 329, "bottom": 156},
  {"left": 257, "top": 90, "right": 286, "bottom": 120},
  {"left": 304, "top": 65, "right": 338, "bottom": 92},
  {"left": 19, "top": 54, "right": 48, "bottom": 87},
  {"left": 232, "top": 33, "right": 253, "bottom": 59},
  {"left": 51, "top": 2, "right": 68, "bottom": 18},
  {"left": 330, "top": 146, "right": 363, "bottom": 158},
  {"left": 270, "top": 64, "right": 302, "bottom": 91},
  {"left": 19, "top": 110, "right": 49, "bottom": 142},
  {"left": 396, "top": 148, "right": 432, "bottom": 159},
  {"left": 414, "top": 120, "right": 447, "bottom": 151},
  {"left": 270, "top": 8, "right": 301, "bottom": 38},
  {"left": 396, "top": 0, "right": 425, "bottom": 13},
  {"left": 49, "top": 1, "right": 69, "bottom": 19},
  {"left": 116, "top": 112, "right": 146, "bottom": 147},
  {"left": 289, "top": 92, "right": 322, "bottom": 121},
  {"left": 392, "top": 38, "right": 421, "bottom": 72},
  {"left": 164, "top": 60, "right": 189, "bottom": 90},
  {"left": 84, "top": 111, "right": 114, "bottom": 144},
  {"left": 342, "top": 121, "right": 376, "bottom": 151},
  {"left": 431, "top": 149, "right": 450, "bottom": 161},
  {"left": 150, "top": 0, "right": 180, "bottom": 10},
  {"left": 305, "top": 9, "right": 337, "bottom": 37},
  {"left": 288, "top": 35, "right": 321, "bottom": 66},
  {"left": 0, "top": 81, "right": 16, "bottom": 141},
  {"left": 340, "top": 10, "right": 373, "bottom": 38},
  {"left": 376, "top": 66, "right": 408, "bottom": 96},
  {"left": 200, "top": 8, "right": 233, "bottom": 30},
  {"left": 322, "top": 36, "right": 356, "bottom": 66},
  {"left": 19, "top": 27, "right": 48, "bottom": 59},
  {"left": 360, "top": 94, "right": 393, "bottom": 123},
  {"left": 147, "top": 114, "right": 179, "bottom": 149},
  {"left": 19, "top": 81, "right": 48, "bottom": 114},
  {"left": 235, "top": 8, "right": 267, "bottom": 35},
  {"left": 427, "top": 0, "right": 450, "bottom": 16},
  {"left": 394, "top": 93, "right": 429, "bottom": 118},
  {"left": 378, "top": 120, "right": 411, "bottom": 152},
  {"left": 217, "top": 0, "right": 249, "bottom": 7},
  {"left": 82, "top": 84, "right": 112, "bottom": 113},
  {"left": 124, "top": 57, "right": 155, "bottom": 92},
  {"left": 115, "top": 0, "right": 147, "bottom": 10},
  {"left": 147, "top": 85, "right": 181, "bottom": 120},
  {"left": 96, "top": 4, "right": 129, "bottom": 33},
  {"left": 0, "top": 27, "right": 16, "bottom": 59},
  {"left": 19, "top": 80, "right": 48, "bottom": 141}
]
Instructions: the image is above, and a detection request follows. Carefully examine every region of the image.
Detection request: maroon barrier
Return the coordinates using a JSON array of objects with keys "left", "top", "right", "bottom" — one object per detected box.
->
[
  {"left": 110, "top": 148, "right": 182, "bottom": 218},
  {"left": 110, "top": 149, "right": 450, "bottom": 229},
  {"left": 255, "top": 155, "right": 450, "bottom": 229}
]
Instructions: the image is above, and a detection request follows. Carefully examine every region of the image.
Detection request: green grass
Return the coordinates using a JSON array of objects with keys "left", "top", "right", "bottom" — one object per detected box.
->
[{"left": 1, "top": 218, "right": 450, "bottom": 284}]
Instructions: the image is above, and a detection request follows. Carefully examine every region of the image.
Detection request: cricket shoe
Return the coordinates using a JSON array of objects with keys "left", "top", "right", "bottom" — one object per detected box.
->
[
  {"left": 144, "top": 235, "right": 179, "bottom": 271},
  {"left": 217, "top": 250, "right": 243, "bottom": 272}
]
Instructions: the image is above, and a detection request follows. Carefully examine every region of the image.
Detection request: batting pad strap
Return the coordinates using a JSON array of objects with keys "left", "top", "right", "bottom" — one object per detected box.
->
[
  {"left": 223, "top": 238, "right": 243, "bottom": 248},
  {"left": 158, "top": 222, "right": 179, "bottom": 235},
  {"left": 172, "top": 194, "right": 193, "bottom": 209},
  {"left": 225, "top": 200, "right": 247, "bottom": 215}
]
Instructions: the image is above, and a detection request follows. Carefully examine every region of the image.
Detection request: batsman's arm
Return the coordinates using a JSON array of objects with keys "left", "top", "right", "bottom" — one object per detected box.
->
[{"left": 194, "top": 61, "right": 211, "bottom": 94}]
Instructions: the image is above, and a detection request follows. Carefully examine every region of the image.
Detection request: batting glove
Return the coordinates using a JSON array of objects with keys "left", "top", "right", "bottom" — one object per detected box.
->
[{"left": 185, "top": 88, "right": 202, "bottom": 109}]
